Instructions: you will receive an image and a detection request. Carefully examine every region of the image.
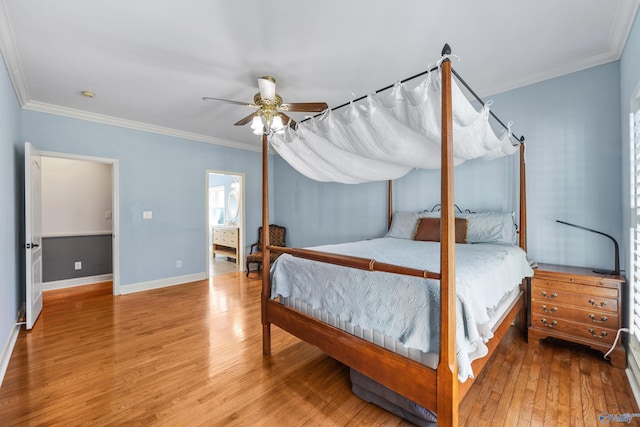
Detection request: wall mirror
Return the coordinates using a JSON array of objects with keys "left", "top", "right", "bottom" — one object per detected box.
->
[{"left": 227, "top": 189, "right": 239, "bottom": 220}]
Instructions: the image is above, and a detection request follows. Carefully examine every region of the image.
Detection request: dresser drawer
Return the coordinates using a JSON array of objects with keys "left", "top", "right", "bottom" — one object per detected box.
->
[
  {"left": 531, "top": 312, "right": 617, "bottom": 346},
  {"left": 531, "top": 285, "right": 618, "bottom": 313},
  {"left": 531, "top": 278, "right": 618, "bottom": 298},
  {"left": 530, "top": 301, "right": 619, "bottom": 328},
  {"left": 213, "top": 228, "right": 238, "bottom": 244}
]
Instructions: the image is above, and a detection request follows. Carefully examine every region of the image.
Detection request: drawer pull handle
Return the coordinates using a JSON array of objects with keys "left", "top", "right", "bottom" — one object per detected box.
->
[
  {"left": 541, "top": 291, "right": 557, "bottom": 299},
  {"left": 541, "top": 305, "right": 558, "bottom": 313},
  {"left": 588, "top": 329, "right": 608, "bottom": 338},
  {"left": 588, "top": 299, "right": 607, "bottom": 307},
  {"left": 588, "top": 314, "right": 608, "bottom": 323},
  {"left": 541, "top": 318, "right": 557, "bottom": 327}
]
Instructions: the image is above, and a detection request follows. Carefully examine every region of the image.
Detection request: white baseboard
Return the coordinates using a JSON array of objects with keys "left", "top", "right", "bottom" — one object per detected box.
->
[
  {"left": 627, "top": 351, "right": 640, "bottom": 410},
  {"left": 119, "top": 272, "right": 207, "bottom": 295},
  {"left": 627, "top": 335, "right": 640, "bottom": 409},
  {"left": 627, "top": 367, "right": 640, "bottom": 409},
  {"left": 43, "top": 274, "right": 113, "bottom": 291},
  {"left": 0, "top": 324, "right": 21, "bottom": 387}
]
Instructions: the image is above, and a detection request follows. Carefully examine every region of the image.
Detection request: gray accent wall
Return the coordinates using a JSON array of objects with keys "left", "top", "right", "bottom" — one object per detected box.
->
[{"left": 42, "top": 235, "right": 112, "bottom": 282}]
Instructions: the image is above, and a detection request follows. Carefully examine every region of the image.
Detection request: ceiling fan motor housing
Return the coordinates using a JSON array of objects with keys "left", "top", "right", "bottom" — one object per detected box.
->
[{"left": 253, "top": 93, "right": 282, "bottom": 109}]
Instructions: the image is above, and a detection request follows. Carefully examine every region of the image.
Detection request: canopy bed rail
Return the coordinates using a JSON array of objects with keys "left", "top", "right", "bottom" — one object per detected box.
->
[
  {"left": 261, "top": 44, "right": 528, "bottom": 427},
  {"left": 269, "top": 246, "right": 441, "bottom": 280},
  {"left": 299, "top": 49, "right": 525, "bottom": 145}
]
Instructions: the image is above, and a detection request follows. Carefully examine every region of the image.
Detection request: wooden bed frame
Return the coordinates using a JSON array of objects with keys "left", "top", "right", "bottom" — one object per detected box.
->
[{"left": 259, "top": 45, "right": 528, "bottom": 426}]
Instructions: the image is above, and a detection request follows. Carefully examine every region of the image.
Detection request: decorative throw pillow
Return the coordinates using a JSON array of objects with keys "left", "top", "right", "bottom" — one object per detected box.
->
[
  {"left": 419, "top": 210, "right": 516, "bottom": 244},
  {"left": 413, "top": 217, "right": 468, "bottom": 243},
  {"left": 386, "top": 211, "right": 419, "bottom": 239}
]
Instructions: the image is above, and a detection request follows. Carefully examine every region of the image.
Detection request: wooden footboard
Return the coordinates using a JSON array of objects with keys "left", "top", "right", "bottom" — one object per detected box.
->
[
  {"left": 265, "top": 287, "right": 526, "bottom": 414},
  {"left": 265, "top": 298, "right": 438, "bottom": 411}
]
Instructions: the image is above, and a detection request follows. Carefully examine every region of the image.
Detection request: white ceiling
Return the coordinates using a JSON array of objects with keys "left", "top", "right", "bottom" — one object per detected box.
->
[{"left": 0, "top": 0, "right": 638, "bottom": 151}]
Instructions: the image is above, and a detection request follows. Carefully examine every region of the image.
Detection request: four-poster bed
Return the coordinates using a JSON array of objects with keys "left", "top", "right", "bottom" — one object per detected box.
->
[{"left": 259, "top": 45, "right": 530, "bottom": 426}]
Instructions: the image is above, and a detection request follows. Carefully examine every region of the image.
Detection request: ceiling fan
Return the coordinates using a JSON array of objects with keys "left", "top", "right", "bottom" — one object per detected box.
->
[{"left": 203, "top": 76, "right": 328, "bottom": 134}]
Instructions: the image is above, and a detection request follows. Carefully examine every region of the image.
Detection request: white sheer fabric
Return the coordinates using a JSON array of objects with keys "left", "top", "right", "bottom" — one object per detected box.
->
[{"left": 270, "top": 68, "right": 520, "bottom": 184}]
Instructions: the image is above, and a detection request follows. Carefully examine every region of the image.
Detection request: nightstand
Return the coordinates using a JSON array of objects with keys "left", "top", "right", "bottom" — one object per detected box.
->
[{"left": 528, "top": 263, "right": 626, "bottom": 368}]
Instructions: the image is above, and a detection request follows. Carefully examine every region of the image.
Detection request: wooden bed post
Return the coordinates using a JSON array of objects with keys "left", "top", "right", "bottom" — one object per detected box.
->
[
  {"left": 387, "top": 180, "right": 393, "bottom": 230},
  {"left": 519, "top": 141, "right": 527, "bottom": 252},
  {"left": 437, "top": 44, "right": 458, "bottom": 427},
  {"left": 518, "top": 141, "right": 529, "bottom": 335},
  {"left": 261, "top": 133, "right": 272, "bottom": 355}
]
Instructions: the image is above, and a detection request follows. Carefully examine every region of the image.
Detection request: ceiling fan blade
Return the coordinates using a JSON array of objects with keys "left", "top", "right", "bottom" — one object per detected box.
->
[
  {"left": 234, "top": 112, "right": 258, "bottom": 126},
  {"left": 281, "top": 102, "right": 328, "bottom": 113},
  {"left": 257, "top": 76, "right": 276, "bottom": 101},
  {"left": 278, "top": 112, "right": 297, "bottom": 129},
  {"left": 202, "top": 97, "right": 258, "bottom": 108}
]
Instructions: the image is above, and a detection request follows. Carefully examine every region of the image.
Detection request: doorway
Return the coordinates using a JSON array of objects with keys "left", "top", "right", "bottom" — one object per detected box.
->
[
  {"left": 25, "top": 145, "right": 119, "bottom": 329},
  {"left": 38, "top": 150, "right": 119, "bottom": 294},
  {"left": 206, "top": 170, "right": 245, "bottom": 277}
]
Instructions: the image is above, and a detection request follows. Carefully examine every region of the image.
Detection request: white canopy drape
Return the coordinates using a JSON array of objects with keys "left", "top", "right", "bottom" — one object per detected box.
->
[{"left": 270, "top": 68, "right": 520, "bottom": 184}]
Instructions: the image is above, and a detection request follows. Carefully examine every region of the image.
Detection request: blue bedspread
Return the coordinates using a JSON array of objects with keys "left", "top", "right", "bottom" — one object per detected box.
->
[{"left": 270, "top": 237, "right": 533, "bottom": 381}]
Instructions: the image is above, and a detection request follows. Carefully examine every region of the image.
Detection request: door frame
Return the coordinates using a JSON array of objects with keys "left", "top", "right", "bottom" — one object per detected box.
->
[
  {"left": 38, "top": 150, "right": 121, "bottom": 295},
  {"left": 206, "top": 170, "right": 245, "bottom": 276}
]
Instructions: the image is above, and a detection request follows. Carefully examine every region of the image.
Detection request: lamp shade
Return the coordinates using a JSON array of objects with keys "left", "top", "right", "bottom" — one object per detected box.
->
[{"left": 257, "top": 76, "right": 276, "bottom": 101}]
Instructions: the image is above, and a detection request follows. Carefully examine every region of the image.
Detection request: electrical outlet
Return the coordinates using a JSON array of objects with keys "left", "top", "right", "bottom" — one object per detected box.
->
[
  {"left": 74, "top": 261, "right": 82, "bottom": 270},
  {"left": 143, "top": 211, "right": 153, "bottom": 219},
  {"left": 105, "top": 210, "right": 112, "bottom": 219},
  {"left": 176, "top": 260, "right": 182, "bottom": 268}
]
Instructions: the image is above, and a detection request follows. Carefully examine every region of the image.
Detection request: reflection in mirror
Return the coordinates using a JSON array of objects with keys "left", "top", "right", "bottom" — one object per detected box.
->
[{"left": 228, "top": 189, "right": 239, "bottom": 220}]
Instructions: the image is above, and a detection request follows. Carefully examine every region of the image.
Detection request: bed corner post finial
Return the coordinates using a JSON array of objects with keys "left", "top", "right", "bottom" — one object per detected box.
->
[{"left": 441, "top": 43, "right": 452, "bottom": 56}]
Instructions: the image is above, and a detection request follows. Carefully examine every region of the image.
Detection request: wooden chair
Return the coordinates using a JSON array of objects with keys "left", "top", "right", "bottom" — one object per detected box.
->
[{"left": 246, "top": 224, "right": 286, "bottom": 277}]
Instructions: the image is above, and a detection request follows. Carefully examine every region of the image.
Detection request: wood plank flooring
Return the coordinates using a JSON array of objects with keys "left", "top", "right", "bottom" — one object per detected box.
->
[{"left": 0, "top": 273, "right": 637, "bottom": 426}]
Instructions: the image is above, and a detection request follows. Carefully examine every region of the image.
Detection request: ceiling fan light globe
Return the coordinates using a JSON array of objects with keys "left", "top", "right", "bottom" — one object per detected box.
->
[
  {"left": 271, "top": 115, "right": 284, "bottom": 131},
  {"left": 251, "top": 115, "right": 263, "bottom": 130}
]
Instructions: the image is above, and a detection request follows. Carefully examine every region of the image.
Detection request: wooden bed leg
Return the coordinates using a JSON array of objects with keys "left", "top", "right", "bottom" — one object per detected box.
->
[
  {"left": 262, "top": 323, "right": 271, "bottom": 355},
  {"left": 518, "top": 278, "right": 529, "bottom": 338}
]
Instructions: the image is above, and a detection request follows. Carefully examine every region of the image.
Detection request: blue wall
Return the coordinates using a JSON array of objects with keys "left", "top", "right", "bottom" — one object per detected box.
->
[
  {"left": 0, "top": 53, "right": 22, "bottom": 359},
  {"left": 273, "top": 152, "right": 517, "bottom": 248},
  {"left": 21, "top": 111, "right": 265, "bottom": 287},
  {"left": 490, "top": 61, "right": 622, "bottom": 270},
  {"left": 274, "top": 61, "right": 623, "bottom": 272}
]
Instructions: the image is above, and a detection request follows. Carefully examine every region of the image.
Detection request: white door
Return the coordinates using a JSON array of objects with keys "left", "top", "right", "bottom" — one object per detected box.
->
[{"left": 25, "top": 142, "right": 43, "bottom": 329}]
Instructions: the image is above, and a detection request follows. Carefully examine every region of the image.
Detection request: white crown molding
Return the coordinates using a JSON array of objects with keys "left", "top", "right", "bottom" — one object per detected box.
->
[
  {"left": 0, "top": 0, "right": 28, "bottom": 105},
  {"left": 480, "top": 0, "right": 640, "bottom": 97},
  {"left": 23, "top": 100, "right": 261, "bottom": 152},
  {"left": 609, "top": 0, "right": 640, "bottom": 58},
  {"left": 480, "top": 50, "right": 621, "bottom": 97}
]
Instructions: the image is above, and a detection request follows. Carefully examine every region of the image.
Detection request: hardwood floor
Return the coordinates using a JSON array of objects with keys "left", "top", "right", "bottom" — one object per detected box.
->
[
  {"left": 0, "top": 273, "right": 637, "bottom": 426},
  {"left": 210, "top": 254, "right": 239, "bottom": 276}
]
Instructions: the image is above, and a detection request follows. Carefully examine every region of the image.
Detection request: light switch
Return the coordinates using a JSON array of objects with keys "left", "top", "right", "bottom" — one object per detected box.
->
[
  {"left": 105, "top": 210, "right": 112, "bottom": 219},
  {"left": 143, "top": 211, "right": 152, "bottom": 219}
]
